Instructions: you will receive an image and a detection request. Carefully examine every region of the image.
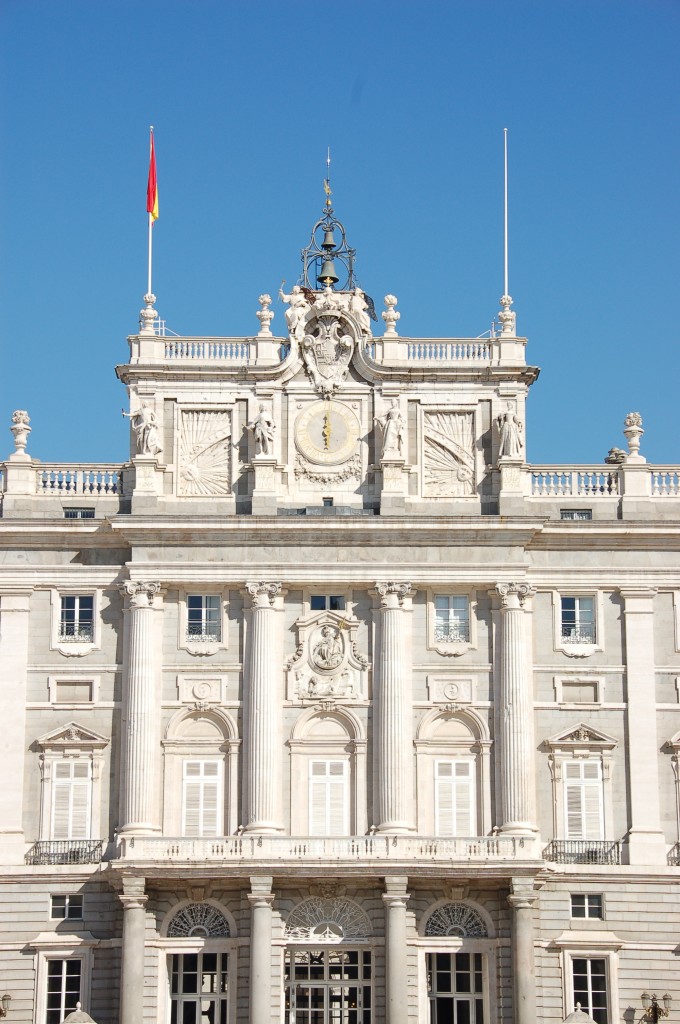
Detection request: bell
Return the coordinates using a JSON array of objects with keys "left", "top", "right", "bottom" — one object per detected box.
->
[
  {"left": 321, "top": 227, "right": 336, "bottom": 250},
  {"left": 317, "top": 257, "right": 339, "bottom": 286}
]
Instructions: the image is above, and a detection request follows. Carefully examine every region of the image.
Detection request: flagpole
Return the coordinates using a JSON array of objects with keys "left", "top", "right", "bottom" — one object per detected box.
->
[
  {"left": 503, "top": 127, "right": 509, "bottom": 298},
  {"left": 147, "top": 126, "right": 154, "bottom": 296},
  {"left": 498, "top": 127, "right": 515, "bottom": 336}
]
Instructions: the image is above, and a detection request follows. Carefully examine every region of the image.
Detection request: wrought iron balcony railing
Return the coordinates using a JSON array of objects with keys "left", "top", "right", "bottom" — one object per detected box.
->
[
  {"left": 543, "top": 839, "right": 621, "bottom": 865},
  {"left": 25, "top": 840, "right": 104, "bottom": 866}
]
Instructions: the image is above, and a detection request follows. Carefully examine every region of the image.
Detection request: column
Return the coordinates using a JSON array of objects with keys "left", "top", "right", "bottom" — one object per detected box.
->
[
  {"left": 621, "top": 588, "right": 666, "bottom": 864},
  {"left": 508, "top": 879, "right": 537, "bottom": 1024},
  {"left": 383, "top": 876, "right": 410, "bottom": 1024},
  {"left": 248, "top": 876, "right": 275, "bottom": 1024},
  {"left": 0, "top": 590, "right": 31, "bottom": 863},
  {"left": 243, "top": 582, "right": 283, "bottom": 832},
  {"left": 120, "top": 581, "right": 161, "bottom": 833},
  {"left": 496, "top": 583, "right": 537, "bottom": 834},
  {"left": 375, "top": 582, "right": 415, "bottom": 832},
  {"left": 119, "top": 876, "right": 148, "bottom": 1024}
]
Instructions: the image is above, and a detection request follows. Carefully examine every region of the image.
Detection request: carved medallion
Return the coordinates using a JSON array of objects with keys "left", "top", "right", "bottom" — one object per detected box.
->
[
  {"left": 178, "top": 410, "right": 232, "bottom": 496},
  {"left": 287, "top": 610, "right": 369, "bottom": 702},
  {"left": 295, "top": 401, "right": 360, "bottom": 467},
  {"left": 301, "top": 315, "right": 354, "bottom": 395},
  {"left": 423, "top": 411, "right": 475, "bottom": 496}
]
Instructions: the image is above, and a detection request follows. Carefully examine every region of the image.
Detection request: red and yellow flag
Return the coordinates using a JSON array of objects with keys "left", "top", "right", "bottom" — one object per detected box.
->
[{"left": 147, "top": 130, "right": 159, "bottom": 221}]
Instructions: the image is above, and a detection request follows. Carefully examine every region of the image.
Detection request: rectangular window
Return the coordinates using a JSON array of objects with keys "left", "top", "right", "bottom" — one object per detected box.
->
[
  {"left": 46, "top": 959, "right": 82, "bottom": 1024},
  {"left": 560, "top": 681, "right": 599, "bottom": 704},
  {"left": 63, "top": 508, "right": 95, "bottom": 519},
  {"left": 54, "top": 681, "right": 93, "bottom": 703},
  {"left": 51, "top": 761, "right": 91, "bottom": 840},
  {"left": 560, "top": 509, "right": 593, "bottom": 520},
  {"left": 170, "top": 952, "right": 228, "bottom": 1024},
  {"left": 182, "top": 760, "right": 222, "bottom": 837},
  {"left": 59, "top": 596, "right": 94, "bottom": 643},
  {"left": 50, "top": 895, "right": 84, "bottom": 920},
  {"left": 310, "top": 595, "right": 346, "bottom": 612},
  {"left": 435, "top": 760, "right": 475, "bottom": 836},
  {"left": 572, "top": 957, "right": 608, "bottom": 1024},
  {"left": 571, "top": 894, "right": 604, "bottom": 919},
  {"left": 309, "top": 760, "right": 348, "bottom": 836},
  {"left": 434, "top": 596, "right": 470, "bottom": 644},
  {"left": 427, "top": 952, "right": 485, "bottom": 1024},
  {"left": 186, "top": 595, "right": 221, "bottom": 642},
  {"left": 564, "top": 760, "right": 604, "bottom": 840},
  {"left": 561, "top": 597, "right": 596, "bottom": 644}
]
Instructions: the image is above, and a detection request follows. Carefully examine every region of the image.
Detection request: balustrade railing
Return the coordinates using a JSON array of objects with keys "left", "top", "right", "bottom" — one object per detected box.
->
[
  {"left": 37, "top": 464, "right": 124, "bottom": 496},
  {"left": 530, "top": 467, "right": 620, "bottom": 498},
  {"left": 667, "top": 842, "right": 680, "bottom": 866},
  {"left": 118, "top": 833, "right": 535, "bottom": 862},
  {"left": 164, "top": 338, "right": 252, "bottom": 361},
  {"left": 25, "top": 839, "right": 104, "bottom": 865},
  {"left": 651, "top": 469, "right": 680, "bottom": 496},
  {"left": 406, "top": 340, "right": 491, "bottom": 362},
  {"left": 543, "top": 839, "right": 621, "bottom": 865}
]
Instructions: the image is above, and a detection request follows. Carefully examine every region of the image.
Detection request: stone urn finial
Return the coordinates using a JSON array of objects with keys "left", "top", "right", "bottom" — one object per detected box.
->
[
  {"left": 10, "top": 409, "right": 31, "bottom": 455},
  {"left": 256, "top": 294, "right": 274, "bottom": 337},
  {"left": 498, "top": 294, "right": 516, "bottom": 336},
  {"left": 139, "top": 292, "right": 158, "bottom": 335},
  {"left": 623, "top": 411, "right": 645, "bottom": 462},
  {"left": 382, "top": 295, "right": 400, "bottom": 337}
]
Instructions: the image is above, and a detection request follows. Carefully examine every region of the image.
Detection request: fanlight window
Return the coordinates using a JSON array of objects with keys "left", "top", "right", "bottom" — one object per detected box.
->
[
  {"left": 285, "top": 897, "right": 371, "bottom": 943},
  {"left": 167, "top": 903, "right": 231, "bottom": 938},
  {"left": 425, "top": 903, "right": 488, "bottom": 938}
]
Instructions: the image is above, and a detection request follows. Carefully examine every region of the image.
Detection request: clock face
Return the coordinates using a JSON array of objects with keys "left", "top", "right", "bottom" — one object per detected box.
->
[{"left": 295, "top": 401, "right": 361, "bottom": 467}]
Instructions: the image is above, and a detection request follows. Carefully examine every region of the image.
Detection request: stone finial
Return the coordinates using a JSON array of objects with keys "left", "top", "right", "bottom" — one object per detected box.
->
[
  {"left": 382, "top": 295, "right": 400, "bottom": 337},
  {"left": 256, "top": 294, "right": 274, "bottom": 337},
  {"left": 62, "top": 1003, "right": 97, "bottom": 1024},
  {"left": 498, "top": 294, "right": 516, "bottom": 336},
  {"left": 604, "top": 446, "right": 626, "bottom": 465},
  {"left": 10, "top": 409, "right": 31, "bottom": 454},
  {"left": 139, "top": 292, "right": 158, "bottom": 335},
  {"left": 623, "top": 411, "right": 645, "bottom": 462}
]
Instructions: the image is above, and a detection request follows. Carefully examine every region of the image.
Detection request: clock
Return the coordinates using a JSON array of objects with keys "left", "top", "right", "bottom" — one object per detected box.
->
[{"left": 294, "top": 401, "right": 360, "bottom": 467}]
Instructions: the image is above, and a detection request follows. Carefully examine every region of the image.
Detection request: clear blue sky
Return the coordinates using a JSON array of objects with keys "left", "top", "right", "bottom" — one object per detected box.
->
[{"left": 2, "top": 0, "right": 679, "bottom": 466}]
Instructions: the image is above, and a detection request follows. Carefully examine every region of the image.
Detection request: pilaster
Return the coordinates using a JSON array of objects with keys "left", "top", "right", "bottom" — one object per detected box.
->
[
  {"left": 620, "top": 588, "right": 666, "bottom": 863},
  {"left": 374, "top": 582, "right": 415, "bottom": 832},
  {"left": 383, "top": 876, "right": 410, "bottom": 1024},
  {"left": 496, "top": 583, "right": 537, "bottom": 835},
  {"left": 119, "top": 582, "right": 162, "bottom": 834},
  {"left": 0, "top": 589, "right": 32, "bottom": 862},
  {"left": 243, "top": 582, "right": 284, "bottom": 832}
]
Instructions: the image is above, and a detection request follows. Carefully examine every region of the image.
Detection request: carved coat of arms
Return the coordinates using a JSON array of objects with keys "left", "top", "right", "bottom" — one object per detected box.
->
[
  {"left": 302, "top": 316, "right": 354, "bottom": 396},
  {"left": 286, "top": 611, "right": 369, "bottom": 702}
]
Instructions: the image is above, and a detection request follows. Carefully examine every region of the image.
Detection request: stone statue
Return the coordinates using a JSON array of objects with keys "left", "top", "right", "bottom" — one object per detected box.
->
[
  {"left": 279, "top": 282, "right": 310, "bottom": 334},
  {"left": 247, "top": 403, "right": 275, "bottom": 456},
  {"left": 375, "top": 399, "right": 404, "bottom": 457},
  {"left": 496, "top": 406, "right": 523, "bottom": 459},
  {"left": 122, "top": 404, "right": 162, "bottom": 456},
  {"left": 311, "top": 625, "right": 344, "bottom": 671},
  {"left": 349, "top": 288, "right": 371, "bottom": 335}
]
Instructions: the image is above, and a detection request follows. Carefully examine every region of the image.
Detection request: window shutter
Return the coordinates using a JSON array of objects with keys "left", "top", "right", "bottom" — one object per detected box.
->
[
  {"left": 52, "top": 760, "right": 91, "bottom": 839},
  {"left": 182, "top": 760, "right": 222, "bottom": 837},
  {"left": 435, "top": 761, "right": 454, "bottom": 835},
  {"left": 564, "top": 759, "right": 603, "bottom": 839},
  {"left": 454, "top": 761, "right": 474, "bottom": 835},
  {"left": 436, "top": 760, "right": 475, "bottom": 836},
  {"left": 309, "top": 760, "right": 347, "bottom": 836}
]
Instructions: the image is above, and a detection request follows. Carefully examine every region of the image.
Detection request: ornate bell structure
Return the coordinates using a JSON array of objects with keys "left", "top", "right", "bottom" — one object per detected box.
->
[{"left": 300, "top": 175, "right": 357, "bottom": 292}]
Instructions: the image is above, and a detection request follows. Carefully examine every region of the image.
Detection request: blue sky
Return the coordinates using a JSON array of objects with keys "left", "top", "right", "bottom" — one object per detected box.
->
[{"left": 2, "top": 0, "right": 679, "bottom": 466}]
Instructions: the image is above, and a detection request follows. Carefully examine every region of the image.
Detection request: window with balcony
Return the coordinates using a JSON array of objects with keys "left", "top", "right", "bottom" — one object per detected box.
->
[
  {"left": 50, "top": 894, "right": 84, "bottom": 920},
  {"left": 51, "top": 761, "right": 92, "bottom": 840},
  {"left": 434, "top": 596, "right": 470, "bottom": 644},
  {"left": 571, "top": 894, "right": 604, "bottom": 920},
  {"left": 564, "top": 760, "right": 604, "bottom": 840},
  {"left": 561, "top": 596, "right": 596, "bottom": 645},
  {"left": 59, "top": 596, "right": 94, "bottom": 643},
  {"left": 187, "top": 595, "right": 221, "bottom": 642}
]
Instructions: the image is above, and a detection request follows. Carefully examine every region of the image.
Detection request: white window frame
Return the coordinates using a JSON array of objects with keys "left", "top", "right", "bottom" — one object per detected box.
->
[
  {"left": 181, "top": 758, "right": 224, "bottom": 837},
  {"left": 37, "top": 725, "right": 108, "bottom": 842},
  {"left": 552, "top": 591, "right": 605, "bottom": 658},
  {"left": 50, "top": 894, "right": 84, "bottom": 921},
  {"left": 563, "top": 759, "right": 604, "bottom": 840},
  {"left": 50, "top": 589, "right": 101, "bottom": 658},
  {"left": 434, "top": 758, "right": 476, "bottom": 837},
  {"left": 32, "top": 938, "right": 95, "bottom": 1024},
  {"left": 570, "top": 894, "right": 604, "bottom": 920},
  {"left": 546, "top": 726, "right": 617, "bottom": 843},
  {"left": 558, "top": 945, "right": 620, "bottom": 1024},
  {"left": 51, "top": 759, "right": 92, "bottom": 840},
  {"left": 178, "top": 589, "right": 229, "bottom": 656},
  {"left": 308, "top": 759, "right": 349, "bottom": 836},
  {"left": 427, "top": 589, "right": 477, "bottom": 657},
  {"left": 415, "top": 938, "right": 496, "bottom": 1024}
]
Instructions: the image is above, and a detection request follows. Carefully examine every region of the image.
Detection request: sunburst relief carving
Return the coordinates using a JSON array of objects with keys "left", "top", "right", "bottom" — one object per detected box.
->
[{"left": 179, "top": 410, "right": 232, "bottom": 496}]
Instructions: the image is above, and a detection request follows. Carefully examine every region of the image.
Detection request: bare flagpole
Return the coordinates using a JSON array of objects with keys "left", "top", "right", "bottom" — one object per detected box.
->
[
  {"left": 499, "top": 127, "right": 516, "bottom": 336},
  {"left": 504, "top": 127, "right": 509, "bottom": 299}
]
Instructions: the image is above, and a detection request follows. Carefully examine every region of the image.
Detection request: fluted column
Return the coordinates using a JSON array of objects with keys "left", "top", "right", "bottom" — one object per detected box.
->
[
  {"left": 496, "top": 583, "right": 537, "bottom": 834},
  {"left": 0, "top": 590, "right": 32, "bottom": 863},
  {"left": 248, "top": 876, "right": 275, "bottom": 1024},
  {"left": 120, "top": 581, "right": 161, "bottom": 833},
  {"left": 508, "top": 880, "right": 537, "bottom": 1024},
  {"left": 375, "top": 582, "right": 415, "bottom": 832},
  {"left": 244, "top": 582, "right": 283, "bottom": 833},
  {"left": 383, "top": 876, "right": 410, "bottom": 1024},
  {"left": 119, "top": 877, "right": 148, "bottom": 1024}
]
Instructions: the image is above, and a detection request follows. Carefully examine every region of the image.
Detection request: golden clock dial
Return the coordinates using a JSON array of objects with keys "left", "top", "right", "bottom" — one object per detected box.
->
[{"left": 295, "top": 401, "right": 360, "bottom": 467}]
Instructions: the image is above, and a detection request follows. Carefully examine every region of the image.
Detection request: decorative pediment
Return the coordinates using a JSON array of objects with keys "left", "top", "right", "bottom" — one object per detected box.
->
[
  {"left": 37, "top": 722, "right": 109, "bottom": 752},
  {"left": 286, "top": 611, "right": 369, "bottom": 703},
  {"left": 545, "top": 723, "right": 617, "bottom": 751}
]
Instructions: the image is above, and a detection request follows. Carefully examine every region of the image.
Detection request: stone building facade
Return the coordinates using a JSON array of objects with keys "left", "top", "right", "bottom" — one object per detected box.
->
[{"left": 1, "top": 200, "right": 679, "bottom": 1024}]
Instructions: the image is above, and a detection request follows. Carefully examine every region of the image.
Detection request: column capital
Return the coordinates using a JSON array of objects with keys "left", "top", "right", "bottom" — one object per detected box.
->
[
  {"left": 375, "top": 581, "right": 413, "bottom": 607},
  {"left": 246, "top": 581, "right": 282, "bottom": 607},
  {"left": 119, "top": 876, "right": 148, "bottom": 910},
  {"left": 507, "top": 878, "right": 538, "bottom": 910},
  {"left": 382, "top": 875, "right": 410, "bottom": 908},
  {"left": 496, "top": 582, "right": 535, "bottom": 608},
  {"left": 121, "top": 581, "right": 161, "bottom": 608}
]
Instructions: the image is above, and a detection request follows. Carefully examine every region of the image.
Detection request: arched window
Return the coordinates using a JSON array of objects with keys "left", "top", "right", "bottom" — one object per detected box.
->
[
  {"left": 163, "top": 903, "right": 233, "bottom": 1024},
  {"left": 162, "top": 709, "right": 239, "bottom": 836},
  {"left": 415, "top": 709, "right": 491, "bottom": 836},
  {"left": 289, "top": 709, "right": 367, "bottom": 835},
  {"left": 422, "top": 902, "right": 493, "bottom": 1024}
]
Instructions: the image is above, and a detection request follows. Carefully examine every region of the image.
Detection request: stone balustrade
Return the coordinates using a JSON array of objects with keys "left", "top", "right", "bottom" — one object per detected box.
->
[
  {"left": 164, "top": 338, "right": 253, "bottom": 361},
  {"left": 37, "top": 463, "right": 125, "bottom": 495},
  {"left": 650, "top": 468, "right": 680, "bottom": 496},
  {"left": 116, "top": 833, "right": 538, "bottom": 863},
  {"left": 529, "top": 466, "right": 620, "bottom": 498}
]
